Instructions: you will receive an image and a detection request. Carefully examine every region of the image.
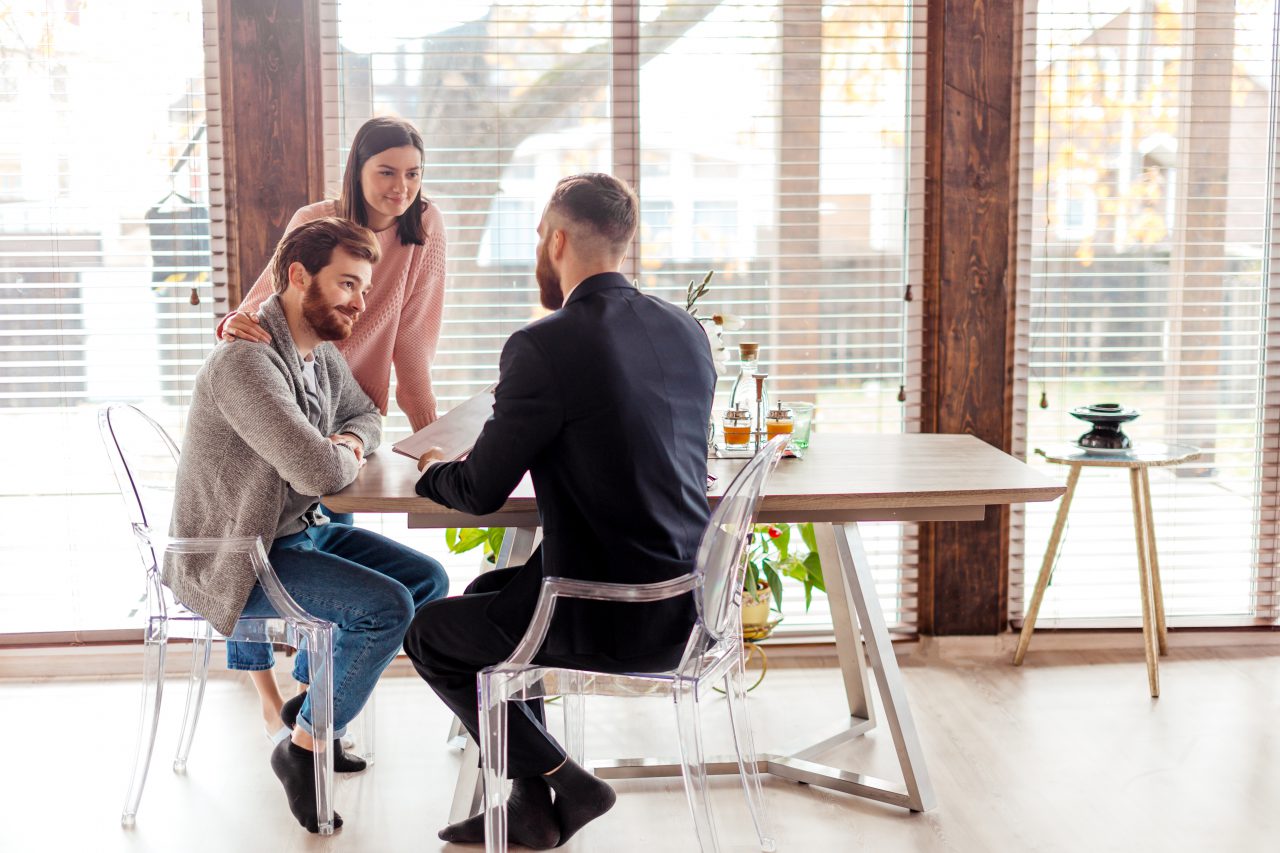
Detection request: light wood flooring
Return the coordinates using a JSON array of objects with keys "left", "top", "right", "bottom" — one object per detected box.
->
[{"left": 2, "top": 641, "right": 1278, "bottom": 853}]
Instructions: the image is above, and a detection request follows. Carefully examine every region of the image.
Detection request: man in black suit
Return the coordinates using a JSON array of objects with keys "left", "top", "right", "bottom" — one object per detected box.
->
[{"left": 403, "top": 173, "right": 717, "bottom": 849}]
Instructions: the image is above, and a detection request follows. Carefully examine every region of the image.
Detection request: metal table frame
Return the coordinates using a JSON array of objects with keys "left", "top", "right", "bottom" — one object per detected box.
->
[
  {"left": 441, "top": 509, "right": 989, "bottom": 820},
  {"left": 324, "top": 433, "right": 1064, "bottom": 820}
]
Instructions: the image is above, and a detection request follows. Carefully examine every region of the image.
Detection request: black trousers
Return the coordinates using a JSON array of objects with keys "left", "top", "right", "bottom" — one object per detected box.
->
[{"left": 403, "top": 566, "right": 685, "bottom": 779}]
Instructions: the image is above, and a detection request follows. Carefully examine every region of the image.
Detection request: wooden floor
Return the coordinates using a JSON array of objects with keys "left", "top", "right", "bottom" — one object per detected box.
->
[{"left": 2, "top": 642, "right": 1278, "bottom": 852}]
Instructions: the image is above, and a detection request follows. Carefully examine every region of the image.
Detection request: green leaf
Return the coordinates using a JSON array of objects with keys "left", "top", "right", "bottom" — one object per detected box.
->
[
  {"left": 762, "top": 562, "right": 784, "bottom": 611},
  {"left": 799, "top": 522, "right": 818, "bottom": 554},
  {"left": 773, "top": 523, "right": 791, "bottom": 560},
  {"left": 485, "top": 527, "right": 507, "bottom": 558},
  {"left": 446, "top": 527, "right": 489, "bottom": 555},
  {"left": 802, "top": 551, "right": 826, "bottom": 594}
]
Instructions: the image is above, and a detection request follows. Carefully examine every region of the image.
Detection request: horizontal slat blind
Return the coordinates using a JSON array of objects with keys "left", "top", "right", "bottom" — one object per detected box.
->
[
  {"left": 1010, "top": 0, "right": 1280, "bottom": 627},
  {"left": 0, "top": 2, "right": 215, "bottom": 632},
  {"left": 326, "top": 0, "right": 925, "bottom": 633}
]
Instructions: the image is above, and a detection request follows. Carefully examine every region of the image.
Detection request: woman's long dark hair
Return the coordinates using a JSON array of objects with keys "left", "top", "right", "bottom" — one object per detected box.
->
[{"left": 336, "top": 116, "right": 428, "bottom": 246}]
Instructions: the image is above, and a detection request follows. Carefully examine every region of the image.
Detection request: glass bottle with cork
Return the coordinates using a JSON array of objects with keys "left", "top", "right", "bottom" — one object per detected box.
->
[{"left": 728, "top": 342, "right": 760, "bottom": 421}]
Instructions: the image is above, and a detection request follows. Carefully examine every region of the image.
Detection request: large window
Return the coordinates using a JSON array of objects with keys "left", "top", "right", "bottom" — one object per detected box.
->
[
  {"left": 1012, "top": 0, "right": 1280, "bottom": 626},
  {"left": 0, "top": 1, "right": 924, "bottom": 638},
  {"left": 0, "top": 2, "right": 215, "bottom": 636},
  {"left": 327, "top": 0, "right": 927, "bottom": 634}
]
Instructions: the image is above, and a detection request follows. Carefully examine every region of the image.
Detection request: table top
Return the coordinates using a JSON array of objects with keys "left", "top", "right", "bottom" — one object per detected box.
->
[
  {"left": 326, "top": 433, "right": 1065, "bottom": 526},
  {"left": 1035, "top": 442, "right": 1201, "bottom": 468}
]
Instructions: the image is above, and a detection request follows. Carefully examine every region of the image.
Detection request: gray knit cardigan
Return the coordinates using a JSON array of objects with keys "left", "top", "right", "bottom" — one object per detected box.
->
[{"left": 165, "top": 295, "right": 382, "bottom": 635}]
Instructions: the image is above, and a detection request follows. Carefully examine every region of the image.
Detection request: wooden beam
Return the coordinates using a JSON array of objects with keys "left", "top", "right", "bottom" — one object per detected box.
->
[
  {"left": 919, "top": 0, "right": 1019, "bottom": 634},
  {"left": 215, "top": 0, "right": 324, "bottom": 308}
]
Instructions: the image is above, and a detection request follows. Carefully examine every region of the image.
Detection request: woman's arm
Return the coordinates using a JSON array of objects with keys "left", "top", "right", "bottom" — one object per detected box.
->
[
  {"left": 214, "top": 204, "right": 320, "bottom": 340},
  {"left": 392, "top": 206, "right": 448, "bottom": 432}
]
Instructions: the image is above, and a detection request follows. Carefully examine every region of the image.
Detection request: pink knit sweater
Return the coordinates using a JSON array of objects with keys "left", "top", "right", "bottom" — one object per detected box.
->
[{"left": 217, "top": 200, "right": 447, "bottom": 431}]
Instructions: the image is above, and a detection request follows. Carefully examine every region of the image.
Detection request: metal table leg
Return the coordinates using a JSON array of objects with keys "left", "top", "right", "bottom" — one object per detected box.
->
[
  {"left": 764, "top": 522, "right": 935, "bottom": 811},
  {"left": 450, "top": 523, "right": 936, "bottom": 814}
]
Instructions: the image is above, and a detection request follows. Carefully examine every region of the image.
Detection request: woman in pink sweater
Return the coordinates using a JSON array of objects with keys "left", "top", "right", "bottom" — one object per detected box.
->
[
  {"left": 220, "top": 115, "right": 445, "bottom": 433},
  {"left": 219, "top": 116, "right": 447, "bottom": 745}
]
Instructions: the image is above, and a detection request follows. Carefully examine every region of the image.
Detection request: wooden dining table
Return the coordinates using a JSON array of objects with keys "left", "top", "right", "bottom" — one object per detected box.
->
[{"left": 326, "top": 432, "right": 1065, "bottom": 817}]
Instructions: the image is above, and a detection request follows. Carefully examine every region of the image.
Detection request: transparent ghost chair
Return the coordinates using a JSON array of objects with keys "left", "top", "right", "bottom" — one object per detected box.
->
[
  {"left": 477, "top": 435, "right": 791, "bottom": 853},
  {"left": 99, "top": 404, "right": 345, "bottom": 835}
]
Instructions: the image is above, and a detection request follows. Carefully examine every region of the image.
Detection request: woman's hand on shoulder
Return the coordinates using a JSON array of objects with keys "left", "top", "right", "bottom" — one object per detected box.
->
[{"left": 222, "top": 311, "right": 271, "bottom": 343}]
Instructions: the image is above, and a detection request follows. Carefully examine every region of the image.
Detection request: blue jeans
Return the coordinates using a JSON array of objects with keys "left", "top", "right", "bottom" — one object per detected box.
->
[
  {"left": 225, "top": 504, "right": 352, "bottom": 672},
  {"left": 226, "top": 522, "right": 447, "bottom": 736}
]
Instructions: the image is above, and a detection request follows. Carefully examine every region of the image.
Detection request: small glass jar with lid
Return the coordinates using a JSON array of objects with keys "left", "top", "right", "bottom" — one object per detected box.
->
[
  {"left": 765, "top": 402, "right": 794, "bottom": 440},
  {"left": 722, "top": 405, "right": 753, "bottom": 447}
]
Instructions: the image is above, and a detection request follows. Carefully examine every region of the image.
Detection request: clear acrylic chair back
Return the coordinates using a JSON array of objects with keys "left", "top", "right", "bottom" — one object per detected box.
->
[{"left": 693, "top": 435, "right": 789, "bottom": 643}]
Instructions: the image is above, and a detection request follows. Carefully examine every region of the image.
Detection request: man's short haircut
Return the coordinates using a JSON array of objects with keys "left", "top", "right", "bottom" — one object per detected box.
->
[
  {"left": 270, "top": 217, "right": 381, "bottom": 295},
  {"left": 546, "top": 173, "right": 638, "bottom": 257}
]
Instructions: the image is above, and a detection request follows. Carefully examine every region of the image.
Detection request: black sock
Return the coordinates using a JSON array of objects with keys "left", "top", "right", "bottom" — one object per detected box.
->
[
  {"left": 278, "top": 692, "right": 364, "bottom": 772},
  {"left": 543, "top": 756, "right": 616, "bottom": 846},
  {"left": 437, "top": 775, "right": 560, "bottom": 849},
  {"left": 280, "top": 691, "right": 304, "bottom": 729},
  {"left": 269, "top": 738, "right": 344, "bottom": 833}
]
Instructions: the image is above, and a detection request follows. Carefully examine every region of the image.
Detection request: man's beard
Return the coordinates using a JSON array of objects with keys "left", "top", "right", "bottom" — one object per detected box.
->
[
  {"left": 302, "top": 280, "right": 356, "bottom": 341},
  {"left": 535, "top": 244, "right": 563, "bottom": 310}
]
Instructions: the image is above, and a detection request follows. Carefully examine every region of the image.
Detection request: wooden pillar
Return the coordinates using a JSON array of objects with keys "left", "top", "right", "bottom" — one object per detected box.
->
[
  {"left": 215, "top": 0, "right": 325, "bottom": 307},
  {"left": 918, "top": 0, "right": 1019, "bottom": 634}
]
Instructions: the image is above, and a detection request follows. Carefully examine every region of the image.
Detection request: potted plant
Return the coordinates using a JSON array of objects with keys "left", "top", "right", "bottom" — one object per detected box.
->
[
  {"left": 741, "top": 523, "right": 827, "bottom": 638},
  {"left": 444, "top": 526, "right": 506, "bottom": 566}
]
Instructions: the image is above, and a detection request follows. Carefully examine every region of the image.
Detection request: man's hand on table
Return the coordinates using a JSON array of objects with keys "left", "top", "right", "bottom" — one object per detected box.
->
[
  {"left": 417, "top": 446, "right": 446, "bottom": 473},
  {"left": 329, "top": 432, "right": 365, "bottom": 462}
]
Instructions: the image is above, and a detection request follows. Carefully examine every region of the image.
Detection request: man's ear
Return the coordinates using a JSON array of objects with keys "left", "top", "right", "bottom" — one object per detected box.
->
[
  {"left": 552, "top": 228, "right": 567, "bottom": 261},
  {"left": 287, "top": 260, "right": 310, "bottom": 292}
]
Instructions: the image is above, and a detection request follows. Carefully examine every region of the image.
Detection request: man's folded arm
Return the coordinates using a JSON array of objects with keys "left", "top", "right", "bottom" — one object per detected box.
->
[
  {"left": 208, "top": 348, "right": 361, "bottom": 496},
  {"left": 416, "top": 330, "right": 562, "bottom": 515},
  {"left": 330, "top": 362, "right": 382, "bottom": 453}
]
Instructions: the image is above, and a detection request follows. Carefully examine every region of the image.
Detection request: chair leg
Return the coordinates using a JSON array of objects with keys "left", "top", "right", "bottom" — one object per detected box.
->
[
  {"left": 724, "top": 657, "right": 776, "bottom": 852},
  {"left": 360, "top": 687, "right": 376, "bottom": 766},
  {"left": 478, "top": 672, "right": 510, "bottom": 853},
  {"left": 562, "top": 672, "right": 586, "bottom": 765},
  {"left": 173, "top": 624, "right": 212, "bottom": 773},
  {"left": 121, "top": 632, "right": 167, "bottom": 827},
  {"left": 673, "top": 681, "right": 722, "bottom": 852},
  {"left": 303, "top": 624, "right": 337, "bottom": 835}
]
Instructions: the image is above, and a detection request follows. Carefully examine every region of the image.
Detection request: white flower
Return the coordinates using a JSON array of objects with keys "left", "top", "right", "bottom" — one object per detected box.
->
[
  {"left": 700, "top": 318, "right": 731, "bottom": 375},
  {"left": 710, "top": 312, "right": 744, "bottom": 332}
]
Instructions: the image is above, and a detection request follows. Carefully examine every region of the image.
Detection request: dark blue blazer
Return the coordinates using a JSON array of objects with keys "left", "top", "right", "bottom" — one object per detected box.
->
[{"left": 415, "top": 272, "right": 717, "bottom": 661}]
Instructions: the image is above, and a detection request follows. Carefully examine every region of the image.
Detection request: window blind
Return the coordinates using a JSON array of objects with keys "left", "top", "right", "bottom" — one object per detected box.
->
[
  {"left": 0, "top": 1, "right": 216, "bottom": 633},
  {"left": 324, "top": 0, "right": 927, "bottom": 633},
  {"left": 1011, "top": 0, "right": 1280, "bottom": 628}
]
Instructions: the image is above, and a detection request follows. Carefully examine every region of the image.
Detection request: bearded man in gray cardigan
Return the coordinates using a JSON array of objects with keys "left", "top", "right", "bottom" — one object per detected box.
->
[{"left": 168, "top": 217, "right": 447, "bottom": 833}]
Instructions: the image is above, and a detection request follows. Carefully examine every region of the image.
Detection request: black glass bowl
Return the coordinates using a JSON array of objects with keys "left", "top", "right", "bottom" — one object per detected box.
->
[{"left": 1069, "top": 403, "right": 1140, "bottom": 450}]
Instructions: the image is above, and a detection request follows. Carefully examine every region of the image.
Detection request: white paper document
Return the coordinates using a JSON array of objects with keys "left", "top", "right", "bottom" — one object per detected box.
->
[{"left": 391, "top": 384, "right": 496, "bottom": 463}]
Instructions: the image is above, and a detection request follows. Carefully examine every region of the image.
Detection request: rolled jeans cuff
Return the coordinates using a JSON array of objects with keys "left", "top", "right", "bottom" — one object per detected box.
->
[
  {"left": 225, "top": 640, "right": 275, "bottom": 671},
  {"left": 296, "top": 711, "right": 347, "bottom": 741}
]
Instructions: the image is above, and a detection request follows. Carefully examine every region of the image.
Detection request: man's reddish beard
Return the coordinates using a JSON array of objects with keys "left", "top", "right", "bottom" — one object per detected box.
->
[
  {"left": 302, "top": 279, "right": 357, "bottom": 341},
  {"left": 535, "top": 240, "right": 563, "bottom": 310}
]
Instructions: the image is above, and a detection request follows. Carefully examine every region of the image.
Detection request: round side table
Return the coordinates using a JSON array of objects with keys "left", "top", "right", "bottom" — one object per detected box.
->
[{"left": 1012, "top": 442, "right": 1200, "bottom": 697}]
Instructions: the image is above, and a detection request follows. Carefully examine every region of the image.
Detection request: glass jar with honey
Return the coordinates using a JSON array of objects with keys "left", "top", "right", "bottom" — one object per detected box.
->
[
  {"left": 722, "top": 405, "right": 753, "bottom": 447},
  {"left": 765, "top": 402, "right": 794, "bottom": 440}
]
